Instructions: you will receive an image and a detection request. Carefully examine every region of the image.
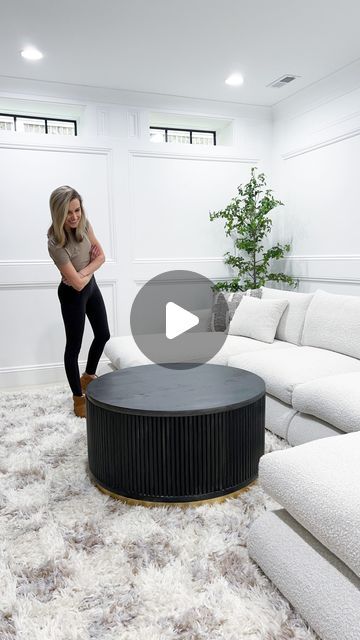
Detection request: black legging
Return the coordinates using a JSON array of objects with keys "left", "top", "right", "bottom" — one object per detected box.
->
[{"left": 58, "top": 276, "right": 110, "bottom": 396}]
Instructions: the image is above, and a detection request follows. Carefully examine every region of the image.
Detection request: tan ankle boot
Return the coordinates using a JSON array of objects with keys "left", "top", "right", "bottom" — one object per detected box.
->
[
  {"left": 73, "top": 394, "right": 86, "bottom": 418},
  {"left": 80, "top": 372, "right": 98, "bottom": 394}
]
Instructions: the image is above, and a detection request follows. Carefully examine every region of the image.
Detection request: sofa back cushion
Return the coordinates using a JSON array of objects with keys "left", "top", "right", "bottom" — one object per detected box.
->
[
  {"left": 301, "top": 289, "right": 360, "bottom": 359},
  {"left": 261, "top": 287, "right": 313, "bottom": 345},
  {"left": 229, "top": 296, "right": 288, "bottom": 343}
]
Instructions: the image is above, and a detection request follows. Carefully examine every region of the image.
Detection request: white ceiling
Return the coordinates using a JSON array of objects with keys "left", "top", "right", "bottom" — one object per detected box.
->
[{"left": 1, "top": 0, "right": 360, "bottom": 107}]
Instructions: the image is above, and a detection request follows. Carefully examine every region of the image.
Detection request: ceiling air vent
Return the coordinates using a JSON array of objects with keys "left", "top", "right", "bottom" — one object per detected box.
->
[{"left": 268, "top": 74, "right": 298, "bottom": 88}]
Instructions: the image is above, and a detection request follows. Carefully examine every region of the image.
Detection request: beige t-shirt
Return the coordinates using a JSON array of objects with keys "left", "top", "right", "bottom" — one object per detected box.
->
[{"left": 48, "top": 222, "right": 91, "bottom": 279}]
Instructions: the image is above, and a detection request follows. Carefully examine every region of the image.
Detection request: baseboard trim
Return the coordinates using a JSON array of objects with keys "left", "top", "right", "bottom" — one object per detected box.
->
[{"left": 0, "top": 358, "right": 112, "bottom": 390}]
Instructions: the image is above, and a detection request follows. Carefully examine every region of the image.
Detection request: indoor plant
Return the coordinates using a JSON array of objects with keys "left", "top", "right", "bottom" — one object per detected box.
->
[{"left": 209, "top": 167, "right": 296, "bottom": 291}]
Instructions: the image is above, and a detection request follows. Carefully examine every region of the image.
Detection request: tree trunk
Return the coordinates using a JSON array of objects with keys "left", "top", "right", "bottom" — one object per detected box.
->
[{"left": 253, "top": 249, "right": 256, "bottom": 287}]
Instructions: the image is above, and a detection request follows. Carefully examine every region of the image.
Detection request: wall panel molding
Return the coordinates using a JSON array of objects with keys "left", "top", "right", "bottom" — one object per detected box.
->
[
  {"left": 0, "top": 357, "right": 109, "bottom": 376},
  {"left": 0, "top": 140, "right": 116, "bottom": 262},
  {"left": 127, "top": 111, "right": 141, "bottom": 138},
  {"left": 0, "top": 259, "right": 116, "bottom": 267},
  {"left": 0, "top": 140, "right": 112, "bottom": 154},
  {"left": 0, "top": 357, "right": 112, "bottom": 389},
  {"left": 96, "top": 109, "right": 107, "bottom": 136},
  {"left": 0, "top": 278, "right": 117, "bottom": 289},
  {"left": 129, "top": 149, "right": 260, "bottom": 163},
  {"left": 128, "top": 151, "right": 257, "bottom": 272},
  {"left": 133, "top": 257, "right": 224, "bottom": 264},
  {"left": 0, "top": 260, "right": 53, "bottom": 267},
  {"left": 295, "top": 276, "right": 360, "bottom": 285},
  {"left": 0, "top": 281, "right": 60, "bottom": 290},
  {"left": 282, "top": 126, "right": 360, "bottom": 160},
  {"left": 285, "top": 254, "right": 360, "bottom": 260},
  {"left": 0, "top": 279, "right": 118, "bottom": 334},
  {"left": 277, "top": 254, "right": 360, "bottom": 285},
  {"left": 133, "top": 257, "right": 229, "bottom": 284}
]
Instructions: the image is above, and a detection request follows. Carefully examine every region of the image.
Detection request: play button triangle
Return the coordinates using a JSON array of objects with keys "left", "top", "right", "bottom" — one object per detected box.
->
[{"left": 166, "top": 302, "right": 199, "bottom": 340}]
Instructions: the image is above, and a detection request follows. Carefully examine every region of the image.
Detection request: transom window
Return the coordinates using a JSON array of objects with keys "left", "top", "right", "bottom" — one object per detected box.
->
[
  {"left": 150, "top": 126, "right": 216, "bottom": 146},
  {"left": 0, "top": 113, "right": 77, "bottom": 136}
]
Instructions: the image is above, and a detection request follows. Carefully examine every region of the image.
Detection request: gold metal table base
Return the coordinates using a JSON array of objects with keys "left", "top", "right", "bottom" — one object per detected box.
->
[{"left": 94, "top": 479, "right": 256, "bottom": 508}]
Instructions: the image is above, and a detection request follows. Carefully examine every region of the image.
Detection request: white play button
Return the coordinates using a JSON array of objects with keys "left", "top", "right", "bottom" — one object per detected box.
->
[
  {"left": 166, "top": 302, "right": 199, "bottom": 340},
  {"left": 130, "top": 269, "right": 229, "bottom": 368}
]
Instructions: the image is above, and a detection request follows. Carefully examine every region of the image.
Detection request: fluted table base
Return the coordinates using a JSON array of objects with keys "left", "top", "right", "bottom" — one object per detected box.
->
[{"left": 86, "top": 393, "right": 265, "bottom": 505}]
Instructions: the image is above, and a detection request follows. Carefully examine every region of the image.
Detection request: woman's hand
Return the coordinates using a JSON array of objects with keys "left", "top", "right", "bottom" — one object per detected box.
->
[
  {"left": 63, "top": 270, "right": 88, "bottom": 284},
  {"left": 90, "top": 244, "right": 101, "bottom": 261},
  {"left": 59, "top": 263, "right": 91, "bottom": 291},
  {"left": 62, "top": 272, "right": 86, "bottom": 286}
]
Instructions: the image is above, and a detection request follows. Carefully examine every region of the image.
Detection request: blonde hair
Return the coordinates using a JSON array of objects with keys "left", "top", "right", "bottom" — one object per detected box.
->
[{"left": 47, "top": 186, "right": 88, "bottom": 247}]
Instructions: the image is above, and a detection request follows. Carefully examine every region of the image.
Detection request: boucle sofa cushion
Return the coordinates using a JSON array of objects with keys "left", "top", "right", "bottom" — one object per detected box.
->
[
  {"left": 208, "top": 336, "right": 297, "bottom": 365},
  {"left": 258, "top": 431, "right": 360, "bottom": 578},
  {"left": 248, "top": 509, "right": 360, "bottom": 640},
  {"left": 227, "top": 346, "right": 360, "bottom": 404},
  {"left": 229, "top": 297, "right": 288, "bottom": 343},
  {"left": 105, "top": 334, "right": 297, "bottom": 370},
  {"left": 261, "top": 287, "right": 313, "bottom": 345},
  {"left": 292, "top": 372, "right": 360, "bottom": 433},
  {"left": 105, "top": 335, "right": 152, "bottom": 369},
  {"left": 301, "top": 289, "right": 360, "bottom": 359}
]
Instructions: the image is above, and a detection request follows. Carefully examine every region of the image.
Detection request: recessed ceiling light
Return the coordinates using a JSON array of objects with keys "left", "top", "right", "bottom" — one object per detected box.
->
[
  {"left": 21, "top": 47, "right": 43, "bottom": 61},
  {"left": 225, "top": 73, "right": 244, "bottom": 87}
]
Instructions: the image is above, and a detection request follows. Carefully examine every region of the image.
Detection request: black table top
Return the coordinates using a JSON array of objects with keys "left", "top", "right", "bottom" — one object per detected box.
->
[{"left": 86, "top": 364, "right": 265, "bottom": 416}]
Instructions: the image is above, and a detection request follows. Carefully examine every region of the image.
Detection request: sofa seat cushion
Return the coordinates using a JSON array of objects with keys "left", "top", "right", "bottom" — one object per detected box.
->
[
  {"left": 227, "top": 346, "right": 360, "bottom": 404},
  {"left": 292, "top": 372, "right": 360, "bottom": 433},
  {"left": 208, "top": 335, "right": 297, "bottom": 364},
  {"left": 105, "top": 334, "right": 297, "bottom": 370},
  {"left": 258, "top": 431, "right": 360, "bottom": 578}
]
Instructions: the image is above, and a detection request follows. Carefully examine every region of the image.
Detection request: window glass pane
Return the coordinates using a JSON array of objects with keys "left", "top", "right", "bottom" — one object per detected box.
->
[
  {"left": 150, "top": 129, "right": 166, "bottom": 143},
  {"left": 17, "top": 117, "right": 46, "bottom": 134},
  {"left": 168, "top": 130, "right": 190, "bottom": 144},
  {"left": 192, "top": 131, "right": 214, "bottom": 145},
  {"left": 149, "top": 126, "right": 215, "bottom": 145},
  {"left": 0, "top": 116, "right": 15, "bottom": 131},
  {"left": 47, "top": 120, "right": 76, "bottom": 136}
]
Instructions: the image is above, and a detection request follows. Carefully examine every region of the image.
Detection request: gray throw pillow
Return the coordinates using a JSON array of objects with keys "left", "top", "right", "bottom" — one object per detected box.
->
[{"left": 208, "top": 288, "right": 262, "bottom": 332}]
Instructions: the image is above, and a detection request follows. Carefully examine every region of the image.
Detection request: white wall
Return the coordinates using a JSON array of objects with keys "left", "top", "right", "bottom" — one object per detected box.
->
[
  {"left": 271, "top": 59, "right": 360, "bottom": 295},
  {"left": 0, "top": 82, "right": 271, "bottom": 387},
  {"left": 3, "top": 62, "right": 360, "bottom": 390}
]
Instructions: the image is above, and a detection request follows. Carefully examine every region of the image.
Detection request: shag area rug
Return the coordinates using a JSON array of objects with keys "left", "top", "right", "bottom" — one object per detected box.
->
[{"left": 0, "top": 385, "right": 319, "bottom": 640}]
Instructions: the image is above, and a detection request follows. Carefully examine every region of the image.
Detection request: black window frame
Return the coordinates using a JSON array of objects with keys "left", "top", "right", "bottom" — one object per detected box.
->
[
  {"left": 0, "top": 113, "right": 77, "bottom": 136},
  {"left": 150, "top": 126, "right": 216, "bottom": 145}
]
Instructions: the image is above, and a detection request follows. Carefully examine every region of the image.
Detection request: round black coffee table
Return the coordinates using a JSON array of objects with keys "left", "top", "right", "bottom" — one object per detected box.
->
[{"left": 86, "top": 364, "right": 265, "bottom": 506}]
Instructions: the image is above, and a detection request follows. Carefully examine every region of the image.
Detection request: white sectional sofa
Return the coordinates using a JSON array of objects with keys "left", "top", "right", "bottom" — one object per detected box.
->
[
  {"left": 226, "top": 287, "right": 360, "bottom": 640},
  {"left": 104, "top": 285, "right": 360, "bottom": 640},
  {"left": 105, "top": 287, "right": 360, "bottom": 445},
  {"left": 226, "top": 287, "right": 360, "bottom": 445}
]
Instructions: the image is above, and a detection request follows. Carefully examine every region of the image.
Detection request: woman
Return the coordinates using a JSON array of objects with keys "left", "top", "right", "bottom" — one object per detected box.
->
[{"left": 47, "top": 186, "right": 110, "bottom": 418}]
